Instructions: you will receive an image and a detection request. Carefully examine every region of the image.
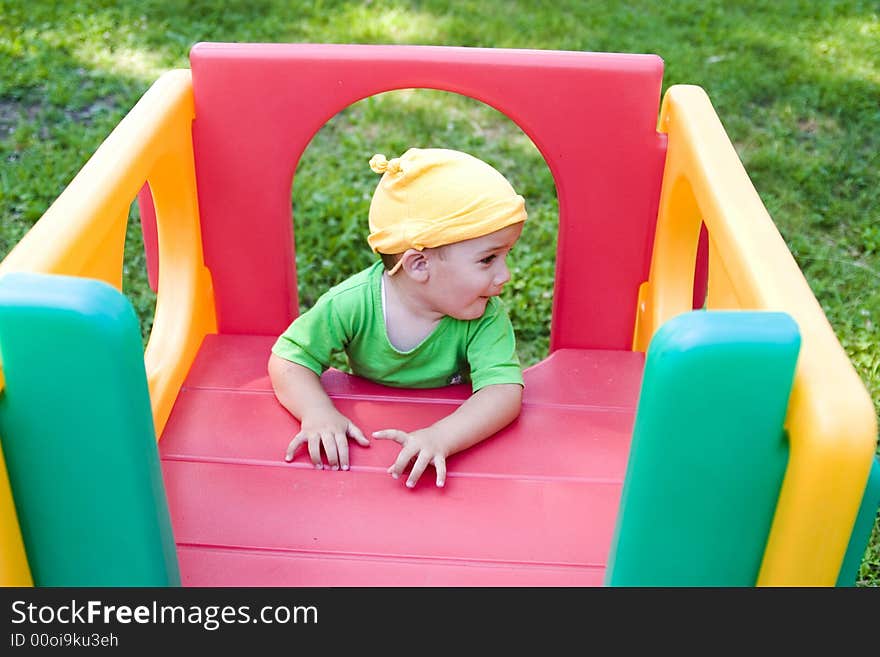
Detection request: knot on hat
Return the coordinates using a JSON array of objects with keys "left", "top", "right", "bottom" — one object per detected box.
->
[{"left": 369, "top": 154, "right": 403, "bottom": 175}]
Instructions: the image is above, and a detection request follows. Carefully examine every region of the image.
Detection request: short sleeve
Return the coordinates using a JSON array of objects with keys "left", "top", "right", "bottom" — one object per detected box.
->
[
  {"left": 466, "top": 299, "right": 524, "bottom": 392},
  {"left": 271, "top": 293, "right": 348, "bottom": 377}
]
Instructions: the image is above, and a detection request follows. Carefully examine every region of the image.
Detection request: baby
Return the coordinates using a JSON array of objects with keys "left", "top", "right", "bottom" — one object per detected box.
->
[{"left": 268, "top": 147, "right": 526, "bottom": 488}]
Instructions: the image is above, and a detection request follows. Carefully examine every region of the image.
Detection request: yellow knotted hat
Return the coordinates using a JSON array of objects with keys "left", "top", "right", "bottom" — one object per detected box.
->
[{"left": 366, "top": 148, "right": 527, "bottom": 257}]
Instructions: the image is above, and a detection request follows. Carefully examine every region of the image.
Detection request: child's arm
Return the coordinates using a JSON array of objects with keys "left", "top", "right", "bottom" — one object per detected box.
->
[
  {"left": 373, "top": 382, "right": 522, "bottom": 488},
  {"left": 268, "top": 353, "right": 369, "bottom": 470}
]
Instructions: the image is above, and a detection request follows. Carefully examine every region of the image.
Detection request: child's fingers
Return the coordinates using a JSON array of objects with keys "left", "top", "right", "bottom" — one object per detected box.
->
[
  {"left": 386, "top": 444, "right": 418, "bottom": 479},
  {"left": 406, "top": 451, "right": 432, "bottom": 489},
  {"left": 320, "top": 431, "right": 340, "bottom": 470},
  {"left": 433, "top": 455, "right": 447, "bottom": 488},
  {"left": 307, "top": 435, "right": 323, "bottom": 469},
  {"left": 285, "top": 433, "right": 307, "bottom": 462},
  {"left": 372, "top": 429, "right": 409, "bottom": 445},
  {"left": 347, "top": 423, "right": 370, "bottom": 447},
  {"left": 334, "top": 432, "right": 350, "bottom": 471}
]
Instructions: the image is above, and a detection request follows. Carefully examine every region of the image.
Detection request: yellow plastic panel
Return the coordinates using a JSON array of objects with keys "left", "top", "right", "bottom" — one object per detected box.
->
[
  {"left": 0, "top": 444, "right": 31, "bottom": 586},
  {"left": 0, "top": 70, "right": 217, "bottom": 437}
]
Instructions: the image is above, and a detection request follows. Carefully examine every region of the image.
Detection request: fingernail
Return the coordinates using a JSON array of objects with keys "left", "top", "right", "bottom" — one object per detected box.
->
[
  {"left": 406, "top": 480, "right": 414, "bottom": 488},
  {"left": 391, "top": 472, "right": 398, "bottom": 479},
  {"left": 342, "top": 464, "right": 349, "bottom": 471},
  {"left": 315, "top": 464, "right": 322, "bottom": 470},
  {"left": 332, "top": 465, "right": 339, "bottom": 471}
]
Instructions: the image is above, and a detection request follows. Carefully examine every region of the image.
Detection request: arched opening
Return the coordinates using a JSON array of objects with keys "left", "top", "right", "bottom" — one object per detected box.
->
[
  {"left": 125, "top": 188, "right": 157, "bottom": 347},
  {"left": 291, "top": 88, "right": 559, "bottom": 370}
]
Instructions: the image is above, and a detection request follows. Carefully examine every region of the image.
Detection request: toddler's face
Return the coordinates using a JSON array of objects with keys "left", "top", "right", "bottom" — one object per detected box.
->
[{"left": 424, "top": 222, "right": 523, "bottom": 320}]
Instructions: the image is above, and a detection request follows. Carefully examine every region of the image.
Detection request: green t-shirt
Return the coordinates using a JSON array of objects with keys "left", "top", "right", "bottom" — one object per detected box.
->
[{"left": 272, "top": 261, "right": 523, "bottom": 391}]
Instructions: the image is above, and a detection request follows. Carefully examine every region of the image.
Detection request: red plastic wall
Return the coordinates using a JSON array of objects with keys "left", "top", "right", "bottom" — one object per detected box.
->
[{"left": 189, "top": 43, "right": 666, "bottom": 349}]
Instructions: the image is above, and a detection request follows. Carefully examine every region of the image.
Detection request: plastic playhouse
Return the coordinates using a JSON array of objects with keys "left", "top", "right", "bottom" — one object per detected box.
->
[{"left": 0, "top": 44, "right": 877, "bottom": 587}]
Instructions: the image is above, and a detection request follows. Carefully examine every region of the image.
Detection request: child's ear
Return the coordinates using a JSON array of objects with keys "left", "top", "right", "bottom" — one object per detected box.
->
[{"left": 400, "top": 249, "right": 429, "bottom": 281}]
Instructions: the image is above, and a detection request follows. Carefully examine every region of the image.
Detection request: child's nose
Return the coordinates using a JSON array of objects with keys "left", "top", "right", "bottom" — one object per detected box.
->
[{"left": 494, "top": 261, "right": 511, "bottom": 287}]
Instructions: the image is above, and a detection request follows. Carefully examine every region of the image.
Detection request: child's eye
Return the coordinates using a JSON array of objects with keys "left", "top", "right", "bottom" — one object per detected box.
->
[{"left": 479, "top": 255, "right": 497, "bottom": 265}]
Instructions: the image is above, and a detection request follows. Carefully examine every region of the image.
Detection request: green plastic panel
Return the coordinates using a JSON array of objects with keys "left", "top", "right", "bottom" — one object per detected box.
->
[
  {"left": 837, "top": 456, "right": 880, "bottom": 586},
  {"left": 0, "top": 272, "right": 179, "bottom": 586},
  {"left": 606, "top": 311, "right": 800, "bottom": 586}
]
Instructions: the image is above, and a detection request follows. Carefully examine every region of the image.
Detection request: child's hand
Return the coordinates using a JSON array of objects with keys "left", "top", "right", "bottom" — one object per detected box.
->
[
  {"left": 372, "top": 428, "right": 447, "bottom": 489},
  {"left": 285, "top": 409, "right": 369, "bottom": 471}
]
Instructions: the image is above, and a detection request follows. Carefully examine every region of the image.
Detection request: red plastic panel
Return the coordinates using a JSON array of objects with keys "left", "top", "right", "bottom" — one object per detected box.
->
[
  {"left": 136, "top": 183, "right": 159, "bottom": 292},
  {"left": 176, "top": 546, "right": 604, "bottom": 587},
  {"left": 162, "top": 389, "right": 634, "bottom": 480},
  {"left": 524, "top": 348, "right": 645, "bottom": 409},
  {"left": 182, "top": 334, "right": 275, "bottom": 391},
  {"left": 693, "top": 223, "right": 709, "bottom": 308},
  {"left": 189, "top": 43, "right": 666, "bottom": 348},
  {"left": 159, "top": 335, "right": 644, "bottom": 586},
  {"left": 162, "top": 460, "right": 622, "bottom": 568}
]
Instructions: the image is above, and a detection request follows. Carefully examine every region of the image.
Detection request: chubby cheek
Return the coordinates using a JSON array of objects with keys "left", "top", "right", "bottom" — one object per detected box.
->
[{"left": 434, "top": 270, "right": 495, "bottom": 317}]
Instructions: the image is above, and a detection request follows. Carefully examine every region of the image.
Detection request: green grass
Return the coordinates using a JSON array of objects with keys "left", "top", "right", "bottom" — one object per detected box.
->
[{"left": 1, "top": 0, "right": 877, "bottom": 586}]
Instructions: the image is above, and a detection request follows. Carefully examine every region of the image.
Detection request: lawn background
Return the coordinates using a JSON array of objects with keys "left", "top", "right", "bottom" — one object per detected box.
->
[{"left": 0, "top": 0, "right": 877, "bottom": 585}]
